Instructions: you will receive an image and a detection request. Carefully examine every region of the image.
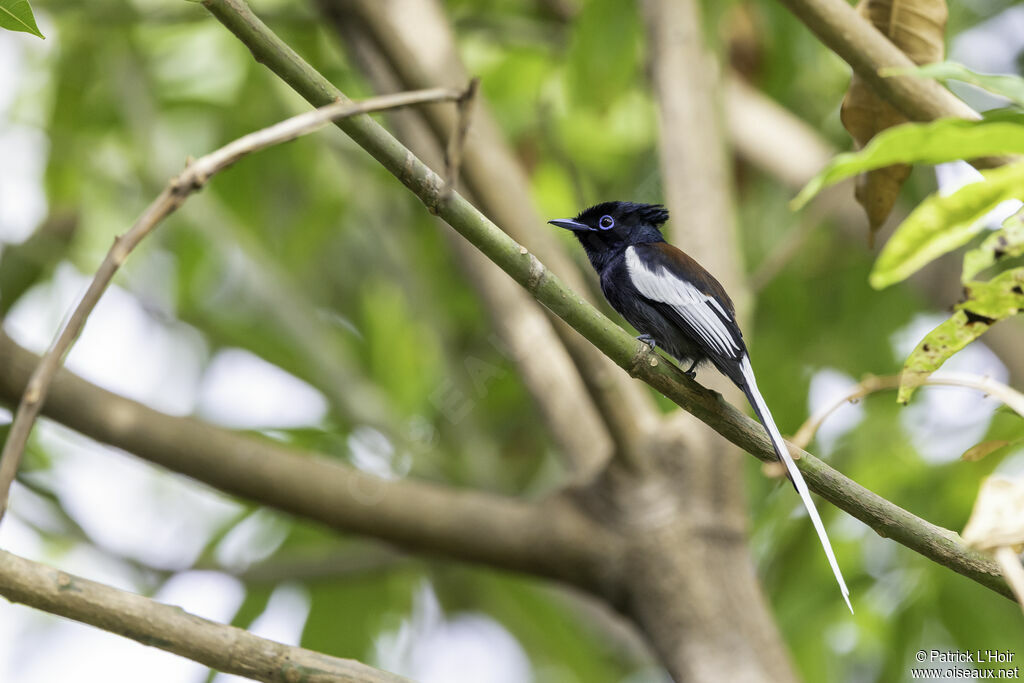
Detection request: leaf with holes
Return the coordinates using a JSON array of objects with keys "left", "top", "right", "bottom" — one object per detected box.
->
[
  {"left": 0, "top": 0, "right": 44, "bottom": 38},
  {"left": 900, "top": 268, "right": 1024, "bottom": 402},
  {"left": 793, "top": 119, "right": 1024, "bottom": 210},
  {"left": 870, "top": 161, "right": 1024, "bottom": 289},
  {"left": 962, "top": 213, "right": 1024, "bottom": 283}
]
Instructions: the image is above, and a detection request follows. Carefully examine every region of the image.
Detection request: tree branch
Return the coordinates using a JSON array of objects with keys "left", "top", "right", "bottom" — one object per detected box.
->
[
  {"left": 0, "top": 332, "right": 619, "bottom": 593},
  {"left": 774, "top": 0, "right": 978, "bottom": 124},
  {"left": 321, "top": 10, "right": 614, "bottom": 476},
  {"left": 0, "top": 87, "right": 466, "bottom": 523},
  {"left": 0, "top": 549, "right": 409, "bottom": 683},
  {"left": 316, "top": 0, "right": 661, "bottom": 471},
  {"left": 200, "top": 0, "right": 1010, "bottom": 600}
]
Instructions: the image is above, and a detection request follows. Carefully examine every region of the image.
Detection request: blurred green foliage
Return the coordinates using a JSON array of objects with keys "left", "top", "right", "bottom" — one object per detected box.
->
[
  {"left": 3, "top": 0, "right": 1024, "bottom": 681},
  {"left": 796, "top": 65, "right": 1024, "bottom": 401}
]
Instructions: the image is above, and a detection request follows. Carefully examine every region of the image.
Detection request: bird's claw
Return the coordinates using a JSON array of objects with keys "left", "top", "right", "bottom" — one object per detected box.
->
[
  {"left": 636, "top": 334, "right": 657, "bottom": 351},
  {"left": 683, "top": 360, "right": 698, "bottom": 380}
]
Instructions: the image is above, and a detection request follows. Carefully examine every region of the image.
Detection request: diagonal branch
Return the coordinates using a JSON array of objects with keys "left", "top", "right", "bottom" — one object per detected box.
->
[
  {"left": 0, "top": 332, "right": 619, "bottom": 592},
  {"left": 0, "top": 549, "right": 409, "bottom": 683},
  {"left": 322, "top": 11, "right": 614, "bottom": 476},
  {"left": 201, "top": 0, "right": 1010, "bottom": 600},
  {"left": 316, "top": 0, "right": 660, "bottom": 470},
  {"left": 774, "top": 0, "right": 978, "bottom": 124},
  {"left": 0, "top": 87, "right": 467, "bottom": 522}
]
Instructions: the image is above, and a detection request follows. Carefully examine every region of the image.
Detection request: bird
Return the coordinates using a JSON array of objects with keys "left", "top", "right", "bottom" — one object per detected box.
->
[{"left": 549, "top": 200, "right": 852, "bottom": 613}]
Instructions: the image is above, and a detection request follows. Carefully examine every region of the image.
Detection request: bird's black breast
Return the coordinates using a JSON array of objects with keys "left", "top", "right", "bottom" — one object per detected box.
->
[{"left": 599, "top": 253, "right": 707, "bottom": 364}]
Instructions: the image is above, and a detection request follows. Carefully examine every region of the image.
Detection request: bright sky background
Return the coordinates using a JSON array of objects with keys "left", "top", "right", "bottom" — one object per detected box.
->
[{"left": 1, "top": 5, "right": 1024, "bottom": 683}]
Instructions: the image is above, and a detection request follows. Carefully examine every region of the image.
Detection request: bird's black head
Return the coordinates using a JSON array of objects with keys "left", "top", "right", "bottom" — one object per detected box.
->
[{"left": 549, "top": 201, "right": 668, "bottom": 271}]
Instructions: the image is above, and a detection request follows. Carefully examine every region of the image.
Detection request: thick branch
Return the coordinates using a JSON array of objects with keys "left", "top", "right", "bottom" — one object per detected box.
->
[
  {"left": 0, "top": 332, "right": 618, "bottom": 593},
  {"left": 0, "top": 88, "right": 464, "bottom": 521},
  {"left": 0, "top": 549, "right": 408, "bottom": 683},
  {"left": 775, "top": 0, "right": 978, "bottom": 124},
  {"left": 201, "top": 0, "right": 1010, "bottom": 599},
  {"left": 326, "top": 12, "right": 613, "bottom": 476}
]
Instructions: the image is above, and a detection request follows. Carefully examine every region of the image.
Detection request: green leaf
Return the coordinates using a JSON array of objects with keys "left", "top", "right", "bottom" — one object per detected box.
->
[
  {"left": 960, "top": 266, "right": 1024, "bottom": 318},
  {"left": 962, "top": 213, "right": 1024, "bottom": 282},
  {"left": 881, "top": 61, "right": 1024, "bottom": 109},
  {"left": 898, "top": 312, "right": 978, "bottom": 403},
  {"left": 0, "top": 0, "right": 44, "bottom": 39},
  {"left": 899, "top": 268, "right": 1024, "bottom": 402},
  {"left": 870, "top": 161, "right": 1024, "bottom": 289},
  {"left": 792, "top": 119, "right": 1024, "bottom": 210}
]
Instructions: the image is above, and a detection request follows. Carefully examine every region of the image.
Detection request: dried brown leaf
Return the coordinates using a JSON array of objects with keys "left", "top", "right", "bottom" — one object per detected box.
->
[{"left": 840, "top": 0, "right": 948, "bottom": 241}]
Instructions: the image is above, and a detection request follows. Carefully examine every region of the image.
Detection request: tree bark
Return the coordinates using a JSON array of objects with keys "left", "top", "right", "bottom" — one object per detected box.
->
[{"left": 0, "top": 550, "right": 410, "bottom": 683}]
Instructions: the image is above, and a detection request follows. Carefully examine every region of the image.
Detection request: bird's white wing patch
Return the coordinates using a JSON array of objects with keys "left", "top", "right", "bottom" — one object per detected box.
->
[{"left": 625, "top": 246, "right": 740, "bottom": 357}]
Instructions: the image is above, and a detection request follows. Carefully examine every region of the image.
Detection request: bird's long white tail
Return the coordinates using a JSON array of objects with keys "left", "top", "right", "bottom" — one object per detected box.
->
[{"left": 739, "top": 355, "right": 852, "bottom": 614}]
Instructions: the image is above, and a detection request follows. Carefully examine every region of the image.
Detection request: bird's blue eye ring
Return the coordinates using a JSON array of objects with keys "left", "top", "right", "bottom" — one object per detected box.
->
[{"left": 599, "top": 215, "right": 614, "bottom": 230}]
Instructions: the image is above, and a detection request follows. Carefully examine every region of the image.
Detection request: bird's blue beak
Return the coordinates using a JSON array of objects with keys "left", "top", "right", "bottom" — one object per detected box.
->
[{"left": 548, "top": 218, "right": 594, "bottom": 232}]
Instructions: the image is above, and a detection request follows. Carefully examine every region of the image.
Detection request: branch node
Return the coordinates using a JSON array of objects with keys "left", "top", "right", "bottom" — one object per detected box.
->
[
  {"left": 24, "top": 382, "right": 43, "bottom": 405},
  {"left": 628, "top": 344, "right": 654, "bottom": 378},
  {"left": 525, "top": 252, "right": 546, "bottom": 292}
]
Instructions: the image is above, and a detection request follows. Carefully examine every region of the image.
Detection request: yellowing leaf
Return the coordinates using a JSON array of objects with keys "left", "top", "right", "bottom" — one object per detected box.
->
[
  {"left": 899, "top": 267, "right": 1024, "bottom": 402},
  {"left": 962, "top": 440, "right": 1011, "bottom": 462},
  {"left": 0, "top": 0, "right": 44, "bottom": 39},
  {"left": 961, "top": 267, "right": 1024, "bottom": 318},
  {"left": 840, "top": 0, "right": 946, "bottom": 239},
  {"left": 870, "top": 161, "right": 1024, "bottom": 289},
  {"left": 962, "top": 213, "right": 1024, "bottom": 283}
]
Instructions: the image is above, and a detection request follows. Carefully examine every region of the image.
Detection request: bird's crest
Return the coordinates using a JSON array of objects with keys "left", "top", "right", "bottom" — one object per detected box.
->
[{"left": 575, "top": 201, "right": 669, "bottom": 229}]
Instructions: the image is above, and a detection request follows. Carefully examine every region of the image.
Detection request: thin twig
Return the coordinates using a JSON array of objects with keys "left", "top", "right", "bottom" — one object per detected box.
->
[
  {"left": 0, "top": 549, "right": 410, "bottom": 683},
  {"left": 443, "top": 77, "right": 479, "bottom": 198},
  {"left": 791, "top": 371, "right": 1024, "bottom": 450},
  {"left": 0, "top": 87, "right": 463, "bottom": 522}
]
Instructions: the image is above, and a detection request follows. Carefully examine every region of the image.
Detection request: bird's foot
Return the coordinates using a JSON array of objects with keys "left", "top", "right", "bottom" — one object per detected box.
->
[
  {"left": 636, "top": 334, "right": 657, "bottom": 351},
  {"left": 683, "top": 359, "right": 698, "bottom": 380}
]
